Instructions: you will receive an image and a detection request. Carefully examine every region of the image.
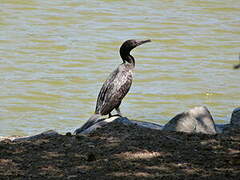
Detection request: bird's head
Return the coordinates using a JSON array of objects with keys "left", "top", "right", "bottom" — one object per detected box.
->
[
  {"left": 120, "top": 39, "right": 151, "bottom": 55},
  {"left": 119, "top": 39, "right": 151, "bottom": 63}
]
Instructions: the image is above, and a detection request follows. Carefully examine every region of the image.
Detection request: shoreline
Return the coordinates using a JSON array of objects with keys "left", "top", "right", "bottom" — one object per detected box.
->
[
  {"left": 1, "top": 106, "right": 239, "bottom": 141},
  {"left": 0, "top": 121, "right": 239, "bottom": 179}
]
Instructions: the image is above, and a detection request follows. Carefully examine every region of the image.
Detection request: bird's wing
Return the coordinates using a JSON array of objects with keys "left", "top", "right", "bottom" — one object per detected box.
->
[
  {"left": 95, "top": 66, "right": 132, "bottom": 115},
  {"left": 95, "top": 68, "right": 119, "bottom": 114}
]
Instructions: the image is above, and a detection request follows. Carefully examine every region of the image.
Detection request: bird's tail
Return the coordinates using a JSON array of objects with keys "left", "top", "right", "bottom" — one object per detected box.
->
[{"left": 74, "top": 114, "right": 101, "bottom": 134}]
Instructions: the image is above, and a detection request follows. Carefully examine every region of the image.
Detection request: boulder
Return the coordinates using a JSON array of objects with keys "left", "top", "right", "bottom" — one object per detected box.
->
[
  {"left": 79, "top": 116, "right": 125, "bottom": 134},
  {"left": 77, "top": 116, "right": 163, "bottom": 134},
  {"left": 162, "top": 106, "right": 217, "bottom": 134},
  {"left": 215, "top": 124, "right": 227, "bottom": 134},
  {"left": 230, "top": 107, "right": 240, "bottom": 126},
  {"left": 222, "top": 107, "right": 240, "bottom": 134},
  {"left": 131, "top": 120, "right": 163, "bottom": 130},
  {"left": 0, "top": 130, "right": 60, "bottom": 142},
  {"left": 13, "top": 130, "right": 60, "bottom": 142}
]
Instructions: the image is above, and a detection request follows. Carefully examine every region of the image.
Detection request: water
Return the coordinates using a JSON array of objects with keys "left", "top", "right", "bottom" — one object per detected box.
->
[{"left": 0, "top": 0, "right": 239, "bottom": 136}]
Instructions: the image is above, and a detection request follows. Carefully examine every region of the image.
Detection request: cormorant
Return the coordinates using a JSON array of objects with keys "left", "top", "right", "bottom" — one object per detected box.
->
[
  {"left": 233, "top": 54, "right": 240, "bottom": 69},
  {"left": 75, "top": 39, "right": 151, "bottom": 134}
]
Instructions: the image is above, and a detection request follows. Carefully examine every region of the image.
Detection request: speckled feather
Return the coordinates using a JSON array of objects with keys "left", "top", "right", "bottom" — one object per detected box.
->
[{"left": 95, "top": 63, "right": 133, "bottom": 115}]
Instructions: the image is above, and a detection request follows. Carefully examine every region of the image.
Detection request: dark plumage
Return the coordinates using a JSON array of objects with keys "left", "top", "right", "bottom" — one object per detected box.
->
[
  {"left": 75, "top": 39, "right": 151, "bottom": 134},
  {"left": 234, "top": 64, "right": 240, "bottom": 69},
  {"left": 233, "top": 54, "right": 240, "bottom": 69}
]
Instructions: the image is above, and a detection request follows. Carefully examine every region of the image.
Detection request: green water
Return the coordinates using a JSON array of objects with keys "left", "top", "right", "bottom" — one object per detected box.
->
[{"left": 0, "top": 0, "right": 239, "bottom": 136}]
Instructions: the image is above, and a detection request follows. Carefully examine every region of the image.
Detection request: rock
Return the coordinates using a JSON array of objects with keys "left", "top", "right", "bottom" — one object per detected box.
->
[
  {"left": 221, "top": 107, "right": 240, "bottom": 134},
  {"left": 13, "top": 130, "right": 60, "bottom": 142},
  {"left": 78, "top": 116, "right": 163, "bottom": 134},
  {"left": 80, "top": 116, "right": 122, "bottom": 134},
  {"left": 74, "top": 114, "right": 102, "bottom": 134},
  {"left": 230, "top": 107, "right": 240, "bottom": 126},
  {"left": 0, "top": 136, "right": 20, "bottom": 142},
  {"left": 162, "top": 106, "right": 217, "bottom": 134},
  {"left": 131, "top": 120, "right": 163, "bottom": 130},
  {"left": 215, "top": 124, "right": 227, "bottom": 134}
]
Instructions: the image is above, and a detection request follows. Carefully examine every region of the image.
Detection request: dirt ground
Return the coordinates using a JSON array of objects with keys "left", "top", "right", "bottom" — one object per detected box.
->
[{"left": 0, "top": 122, "right": 240, "bottom": 180}]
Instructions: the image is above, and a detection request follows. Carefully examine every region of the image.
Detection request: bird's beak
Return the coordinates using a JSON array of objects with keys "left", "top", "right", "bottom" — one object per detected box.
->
[{"left": 136, "top": 39, "right": 151, "bottom": 46}]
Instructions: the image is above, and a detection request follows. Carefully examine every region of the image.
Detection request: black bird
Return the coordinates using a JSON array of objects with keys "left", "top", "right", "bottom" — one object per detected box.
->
[
  {"left": 233, "top": 54, "right": 240, "bottom": 69},
  {"left": 75, "top": 39, "right": 151, "bottom": 134}
]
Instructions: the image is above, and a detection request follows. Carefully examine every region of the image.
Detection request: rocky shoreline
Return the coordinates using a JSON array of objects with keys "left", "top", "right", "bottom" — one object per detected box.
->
[
  {"left": 1, "top": 106, "right": 239, "bottom": 142},
  {"left": 0, "top": 106, "right": 239, "bottom": 179}
]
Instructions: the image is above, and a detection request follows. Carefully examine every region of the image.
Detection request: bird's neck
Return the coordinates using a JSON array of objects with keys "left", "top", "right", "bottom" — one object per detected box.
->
[{"left": 121, "top": 54, "right": 135, "bottom": 67}]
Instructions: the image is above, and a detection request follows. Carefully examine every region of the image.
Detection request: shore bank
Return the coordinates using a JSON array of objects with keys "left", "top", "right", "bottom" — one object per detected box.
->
[{"left": 1, "top": 121, "right": 240, "bottom": 179}]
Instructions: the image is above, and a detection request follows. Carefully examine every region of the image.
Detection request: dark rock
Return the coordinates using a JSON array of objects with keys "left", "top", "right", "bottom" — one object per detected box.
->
[
  {"left": 131, "top": 120, "right": 163, "bottom": 130},
  {"left": 79, "top": 116, "right": 122, "bottom": 134},
  {"left": 162, "top": 106, "right": 217, "bottom": 134},
  {"left": 13, "top": 130, "right": 60, "bottom": 142},
  {"left": 78, "top": 116, "right": 163, "bottom": 134},
  {"left": 230, "top": 107, "right": 240, "bottom": 126},
  {"left": 87, "top": 153, "right": 96, "bottom": 162},
  {"left": 222, "top": 107, "right": 240, "bottom": 134},
  {"left": 215, "top": 124, "right": 228, "bottom": 133}
]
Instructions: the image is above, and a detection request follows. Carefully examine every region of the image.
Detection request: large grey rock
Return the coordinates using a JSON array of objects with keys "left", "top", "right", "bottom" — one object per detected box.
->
[
  {"left": 163, "top": 106, "right": 217, "bottom": 134},
  {"left": 78, "top": 116, "right": 163, "bottom": 134},
  {"left": 230, "top": 107, "right": 240, "bottom": 126}
]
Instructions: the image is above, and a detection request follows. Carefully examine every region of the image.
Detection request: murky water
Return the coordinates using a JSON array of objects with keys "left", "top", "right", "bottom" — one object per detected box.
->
[{"left": 0, "top": 0, "right": 239, "bottom": 136}]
